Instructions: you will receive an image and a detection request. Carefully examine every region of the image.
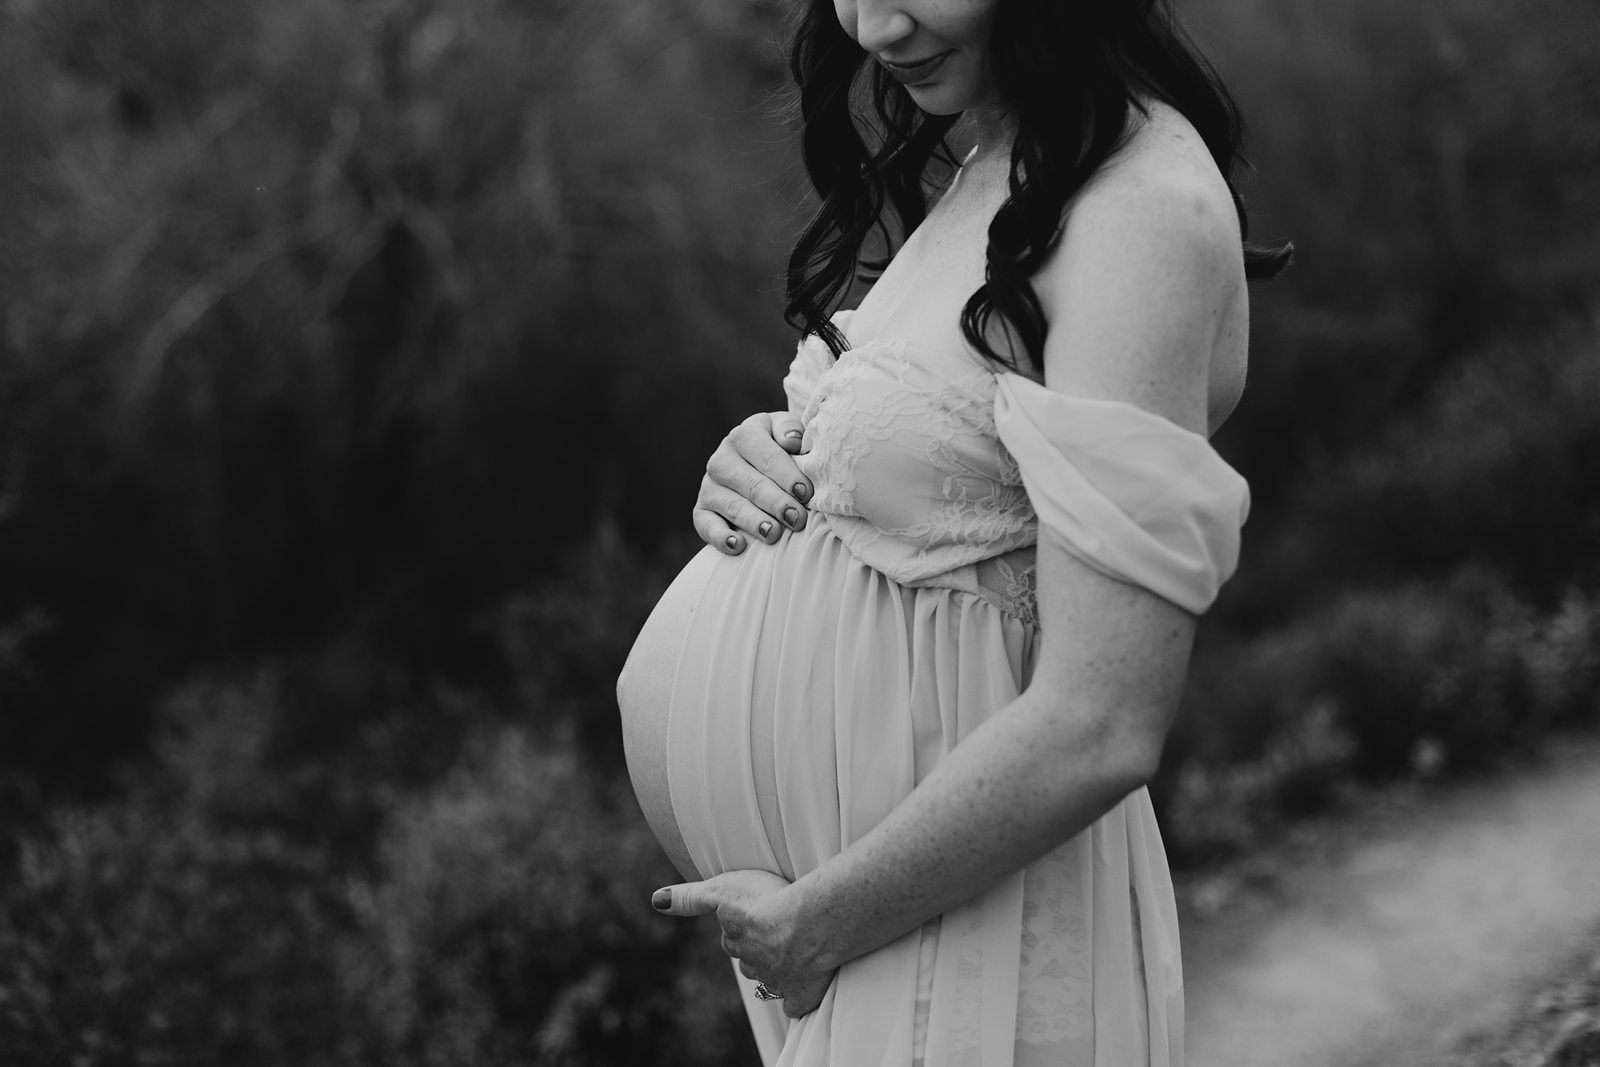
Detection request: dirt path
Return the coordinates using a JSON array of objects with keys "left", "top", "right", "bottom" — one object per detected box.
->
[{"left": 1181, "top": 735, "right": 1600, "bottom": 1067}]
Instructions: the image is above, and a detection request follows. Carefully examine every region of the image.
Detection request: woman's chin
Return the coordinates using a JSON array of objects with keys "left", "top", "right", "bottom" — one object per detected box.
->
[
  {"left": 905, "top": 83, "right": 999, "bottom": 118},
  {"left": 909, "top": 91, "right": 968, "bottom": 117}
]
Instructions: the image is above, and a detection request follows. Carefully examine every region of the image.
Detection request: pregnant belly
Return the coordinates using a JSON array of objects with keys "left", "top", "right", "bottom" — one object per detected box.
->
[
  {"left": 618, "top": 523, "right": 849, "bottom": 882},
  {"left": 618, "top": 517, "right": 1038, "bottom": 884},
  {"left": 617, "top": 545, "right": 724, "bottom": 879},
  {"left": 618, "top": 519, "right": 874, "bottom": 882}
]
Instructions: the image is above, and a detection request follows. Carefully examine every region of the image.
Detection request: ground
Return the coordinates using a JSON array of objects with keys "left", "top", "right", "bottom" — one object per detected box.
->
[{"left": 1180, "top": 734, "right": 1600, "bottom": 1067}]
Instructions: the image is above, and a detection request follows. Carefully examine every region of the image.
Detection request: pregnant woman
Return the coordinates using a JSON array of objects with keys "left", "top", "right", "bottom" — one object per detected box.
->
[{"left": 617, "top": 1, "right": 1289, "bottom": 1063}]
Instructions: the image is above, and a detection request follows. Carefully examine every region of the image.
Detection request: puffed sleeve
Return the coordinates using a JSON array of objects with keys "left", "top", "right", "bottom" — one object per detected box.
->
[
  {"left": 781, "top": 310, "right": 854, "bottom": 416},
  {"left": 992, "top": 371, "right": 1250, "bottom": 615}
]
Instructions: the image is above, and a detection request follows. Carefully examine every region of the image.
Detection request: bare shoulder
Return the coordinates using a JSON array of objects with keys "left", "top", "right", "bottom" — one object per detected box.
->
[
  {"left": 1032, "top": 100, "right": 1247, "bottom": 435},
  {"left": 1071, "top": 100, "right": 1241, "bottom": 251}
]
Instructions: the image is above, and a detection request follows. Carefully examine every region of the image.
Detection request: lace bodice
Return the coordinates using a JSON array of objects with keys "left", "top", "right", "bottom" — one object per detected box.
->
[
  {"left": 783, "top": 310, "right": 1250, "bottom": 623},
  {"left": 785, "top": 315, "right": 1042, "bottom": 621}
]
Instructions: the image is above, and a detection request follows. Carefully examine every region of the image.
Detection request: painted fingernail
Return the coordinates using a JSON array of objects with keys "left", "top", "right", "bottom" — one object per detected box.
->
[
  {"left": 783, "top": 507, "right": 801, "bottom": 528},
  {"left": 792, "top": 482, "right": 810, "bottom": 504},
  {"left": 758, "top": 520, "right": 774, "bottom": 539},
  {"left": 652, "top": 888, "right": 672, "bottom": 911},
  {"left": 724, "top": 534, "right": 741, "bottom": 552},
  {"left": 784, "top": 429, "right": 803, "bottom": 441}
]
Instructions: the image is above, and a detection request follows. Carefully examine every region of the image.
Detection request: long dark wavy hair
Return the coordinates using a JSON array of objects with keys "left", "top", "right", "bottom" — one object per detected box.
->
[{"left": 784, "top": 0, "right": 1294, "bottom": 372}]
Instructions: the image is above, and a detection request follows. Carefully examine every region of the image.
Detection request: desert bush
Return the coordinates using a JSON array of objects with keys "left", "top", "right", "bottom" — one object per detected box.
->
[
  {"left": 0, "top": 0, "right": 795, "bottom": 787},
  {"left": 0, "top": 661, "right": 755, "bottom": 1066},
  {"left": 1231, "top": 318, "right": 1600, "bottom": 622},
  {"left": 0, "top": 797, "right": 378, "bottom": 1066},
  {"left": 495, "top": 527, "right": 693, "bottom": 768},
  {"left": 1293, "top": 576, "right": 1548, "bottom": 778},
  {"left": 1162, "top": 698, "right": 1356, "bottom": 862},
  {"left": 1163, "top": 574, "right": 1600, "bottom": 860},
  {"left": 1190, "top": 0, "right": 1600, "bottom": 516},
  {"left": 1161, "top": 311, "right": 1600, "bottom": 856},
  {"left": 357, "top": 727, "right": 751, "bottom": 1067}
]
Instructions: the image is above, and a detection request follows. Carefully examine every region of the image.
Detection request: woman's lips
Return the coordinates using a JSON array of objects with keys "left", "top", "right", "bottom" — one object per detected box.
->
[{"left": 878, "top": 50, "right": 953, "bottom": 86}]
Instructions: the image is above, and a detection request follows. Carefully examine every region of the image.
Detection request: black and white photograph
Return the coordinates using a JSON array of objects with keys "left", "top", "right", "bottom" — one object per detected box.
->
[{"left": 1, "top": 1, "right": 1597, "bottom": 1065}]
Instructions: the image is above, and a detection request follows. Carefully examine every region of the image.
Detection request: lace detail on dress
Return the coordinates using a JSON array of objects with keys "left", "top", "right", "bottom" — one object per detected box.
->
[
  {"left": 942, "top": 903, "right": 990, "bottom": 1057},
  {"left": 973, "top": 552, "right": 1039, "bottom": 627},
  {"left": 1015, "top": 842, "right": 1094, "bottom": 1048},
  {"left": 785, "top": 333, "right": 1041, "bottom": 589},
  {"left": 782, "top": 321, "right": 1249, "bottom": 621},
  {"left": 908, "top": 840, "right": 1098, "bottom": 1063}
]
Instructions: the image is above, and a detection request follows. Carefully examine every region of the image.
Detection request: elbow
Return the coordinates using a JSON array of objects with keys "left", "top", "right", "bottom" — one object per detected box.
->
[
  {"left": 1088, "top": 734, "right": 1164, "bottom": 803},
  {"left": 1034, "top": 729, "right": 1160, "bottom": 834},
  {"left": 1079, "top": 707, "right": 1172, "bottom": 801},
  {"left": 1118, "top": 733, "right": 1167, "bottom": 793},
  {"left": 1021, "top": 685, "right": 1179, "bottom": 809}
]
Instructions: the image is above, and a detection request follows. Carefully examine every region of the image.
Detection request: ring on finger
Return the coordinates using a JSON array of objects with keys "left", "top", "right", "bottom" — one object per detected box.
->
[{"left": 754, "top": 983, "right": 783, "bottom": 1002}]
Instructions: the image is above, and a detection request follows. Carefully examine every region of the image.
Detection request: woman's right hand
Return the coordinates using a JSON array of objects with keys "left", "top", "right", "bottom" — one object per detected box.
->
[{"left": 693, "top": 411, "right": 814, "bottom": 555}]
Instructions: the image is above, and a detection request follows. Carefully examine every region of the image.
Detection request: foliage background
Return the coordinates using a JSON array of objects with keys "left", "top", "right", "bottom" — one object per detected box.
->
[{"left": 0, "top": 0, "right": 1596, "bottom": 1062}]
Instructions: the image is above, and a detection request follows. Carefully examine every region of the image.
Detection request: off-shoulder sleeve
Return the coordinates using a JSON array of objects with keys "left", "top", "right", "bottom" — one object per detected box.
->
[
  {"left": 992, "top": 371, "right": 1250, "bottom": 615},
  {"left": 781, "top": 310, "right": 854, "bottom": 415}
]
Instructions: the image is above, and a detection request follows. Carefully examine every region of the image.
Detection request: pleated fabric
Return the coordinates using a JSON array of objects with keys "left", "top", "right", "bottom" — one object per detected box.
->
[{"left": 635, "top": 516, "right": 1184, "bottom": 1067}]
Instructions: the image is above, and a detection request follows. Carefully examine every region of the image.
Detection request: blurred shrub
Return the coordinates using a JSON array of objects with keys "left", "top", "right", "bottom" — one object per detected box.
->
[
  {"left": 1162, "top": 697, "right": 1356, "bottom": 862},
  {"left": 0, "top": 0, "right": 795, "bottom": 786},
  {"left": 0, "top": 795, "right": 379, "bottom": 1066},
  {"left": 1192, "top": 0, "right": 1600, "bottom": 514},
  {"left": 1161, "top": 314, "right": 1600, "bottom": 856},
  {"left": 1163, "top": 573, "right": 1600, "bottom": 861},
  {"left": 0, "top": 662, "right": 754, "bottom": 1066},
  {"left": 1218, "top": 315, "right": 1600, "bottom": 628},
  {"left": 496, "top": 527, "right": 694, "bottom": 768},
  {"left": 1264, "top": 575, "right": 1597, "bottom": 779},
  {"left": 358, "top": 727, "right": 750, "bottom": 1067}
]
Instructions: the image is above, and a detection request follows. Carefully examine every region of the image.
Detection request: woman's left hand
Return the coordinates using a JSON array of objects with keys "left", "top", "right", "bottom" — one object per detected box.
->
[{"left": 653, "top": 870, "right": 835, "bottom": 1019}]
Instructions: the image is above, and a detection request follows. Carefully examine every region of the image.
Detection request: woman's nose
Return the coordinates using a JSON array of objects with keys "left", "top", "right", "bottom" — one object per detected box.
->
[{"left": 835, "top": 0, "right": 915, "bottom": 53}]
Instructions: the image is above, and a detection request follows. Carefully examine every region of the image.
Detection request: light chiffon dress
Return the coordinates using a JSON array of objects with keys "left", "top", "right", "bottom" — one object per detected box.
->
[{"left": 617, "top": 309, "right": 1248, "bottom": 1067}]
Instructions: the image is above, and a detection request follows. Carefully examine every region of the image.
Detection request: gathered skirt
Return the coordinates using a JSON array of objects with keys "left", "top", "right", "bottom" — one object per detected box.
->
[{"left": 617, "top": 516, "right": 1183, "bottom": 1066}]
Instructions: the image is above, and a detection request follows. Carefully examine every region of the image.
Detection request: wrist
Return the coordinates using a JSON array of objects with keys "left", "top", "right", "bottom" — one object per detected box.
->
[{"left": 777, "top": 875, "right": 845, "bottom": 972}]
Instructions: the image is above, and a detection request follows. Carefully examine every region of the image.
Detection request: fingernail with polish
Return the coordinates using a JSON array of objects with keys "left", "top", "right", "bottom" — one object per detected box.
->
[
  {"left": 792, "top": 482, "right": 810, "bottom": 504},
  {"left": 725, "top": 534, "right": 741, "bottom": 551},
  {"left": 783, "top": 506, "right": 801, "bottom": 528},
  {"left": 784, "top": 429, "right": 803, "bottom": 441},
  {"left": 652, "top": 888, "right": 672, "bottom": 912},
  {"left": 759, "top": 520, "right": 774, "bottom": 539}
]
